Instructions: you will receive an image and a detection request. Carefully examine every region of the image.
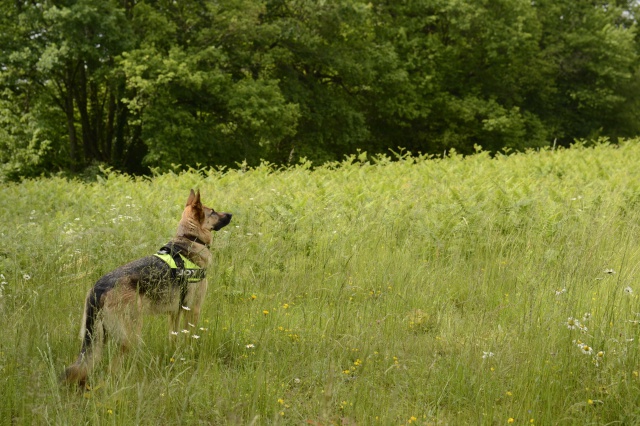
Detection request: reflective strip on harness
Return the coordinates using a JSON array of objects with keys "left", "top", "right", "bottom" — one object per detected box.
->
[{"left": 153, "top": 253, "right": 206, "bottom": 283}]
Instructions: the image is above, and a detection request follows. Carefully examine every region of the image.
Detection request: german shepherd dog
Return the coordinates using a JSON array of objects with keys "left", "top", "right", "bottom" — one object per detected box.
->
[{"left": 63, "top": 190, "right": 232, "bottom": 387}]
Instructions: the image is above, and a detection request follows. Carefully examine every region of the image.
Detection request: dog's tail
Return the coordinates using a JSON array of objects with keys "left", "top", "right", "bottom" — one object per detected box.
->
[{"left": 62, "top": 287, "right": 105, "bottom": 387}]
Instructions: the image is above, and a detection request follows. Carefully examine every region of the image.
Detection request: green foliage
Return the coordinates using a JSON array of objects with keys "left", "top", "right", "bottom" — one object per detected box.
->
[
  {"left": 536, "top": 0, "right": 640, "bottom": 140},
  {"left": 120, "top": 0, "right": 301, "bottom": 169},
  {"left": 1, "top": 0, "right": 640, "bottom": 180},
  {"left": 3, "top": 142, "right": 640, "bottom": 423},
  {"left": 0, "top": 0, "right": 136, "bottom": 176},
  {"left": 0, "top": 97, "right": 51, "bottom": 181}
]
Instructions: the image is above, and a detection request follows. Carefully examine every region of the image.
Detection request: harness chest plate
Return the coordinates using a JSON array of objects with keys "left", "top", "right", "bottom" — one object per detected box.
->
[{"left": 153, "top": 250, "right": 206, "bottom": 283}]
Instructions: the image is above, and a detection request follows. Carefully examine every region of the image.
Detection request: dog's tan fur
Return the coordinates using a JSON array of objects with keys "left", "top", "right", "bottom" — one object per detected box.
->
[{"left": 62, "top": 190, "right": 231, "bottom": 387}]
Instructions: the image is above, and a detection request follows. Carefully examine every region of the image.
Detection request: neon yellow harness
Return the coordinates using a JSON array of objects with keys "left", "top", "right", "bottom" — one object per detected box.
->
[
  {"left": 153, "top": 242, "right": 207, "bottom": 309},
  {"left": 154, "top": 248, "right": 206, "bottom": 283}
]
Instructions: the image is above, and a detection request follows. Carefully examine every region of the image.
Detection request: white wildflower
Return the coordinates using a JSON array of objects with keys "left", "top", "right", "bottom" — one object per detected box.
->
[
  {"left": 580, "top": 344, "right": 593, "bottom": 355},
  {"left": 566, "top": 317, "right": 580, "bottom": 330},
  {"left": 482, "top": 351, "right": 495, "bottom": 359}
]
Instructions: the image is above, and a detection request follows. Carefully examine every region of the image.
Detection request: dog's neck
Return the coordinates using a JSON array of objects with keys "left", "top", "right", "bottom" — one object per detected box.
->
[
  {"left": 172, "top": 235, "right": 213, "bottom": 269},
  {"left": 180, "top": 234, "right": 210, "bottom": 248}
]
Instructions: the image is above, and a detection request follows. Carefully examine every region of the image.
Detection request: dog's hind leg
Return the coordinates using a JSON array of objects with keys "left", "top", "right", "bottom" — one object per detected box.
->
[
  {"left": 94, "top": 285, "right": 144, "bottom": 381},
  {"left": 101, "top": 285, "right": 143, "bottom": 370},
  {"left": 62, "top": 287, "right": 106, "bottom": 388}
]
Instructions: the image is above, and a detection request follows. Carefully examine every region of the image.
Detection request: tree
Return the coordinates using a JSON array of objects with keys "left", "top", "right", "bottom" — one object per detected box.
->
[
  {"left": 119, "top": 0, "right": 300, "bottom": 169},
  {"left": 1, "top": 0, "right": 639, "bottom": 180},
  {"left": 0, "top": 0, "right": 137, "bottom": 176},
  {"left": 261, "top": 0, "right": 401, "bottom": 163},
  {"left": 368, "top": 0, "right": 555, "bottom": 154},
  {"left": 535, "top": 0, "right": 640, "bottom": 143}
]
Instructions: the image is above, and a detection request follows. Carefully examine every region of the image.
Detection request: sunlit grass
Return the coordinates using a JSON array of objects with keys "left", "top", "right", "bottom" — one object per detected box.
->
[{"left": 2, "top": 141, "right": 640, "bottom": 424}]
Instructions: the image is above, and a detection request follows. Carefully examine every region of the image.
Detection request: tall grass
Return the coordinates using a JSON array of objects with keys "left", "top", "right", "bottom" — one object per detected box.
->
[{"left": 2, "top": 141, "right": 640, "bottom": 424}]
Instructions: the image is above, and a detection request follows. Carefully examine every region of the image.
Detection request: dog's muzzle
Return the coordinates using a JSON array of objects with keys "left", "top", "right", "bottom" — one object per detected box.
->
[{"left": 213, "top": 213, "right": 232, "bottom": 231}]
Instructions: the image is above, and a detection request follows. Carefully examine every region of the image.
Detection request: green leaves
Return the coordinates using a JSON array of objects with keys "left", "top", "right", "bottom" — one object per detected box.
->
[
  {"left": 1, "top": 0, "right": 639, "bottom": 180},
  {"left": 536, "top": 0, "right": 640, "bottom": 140}
]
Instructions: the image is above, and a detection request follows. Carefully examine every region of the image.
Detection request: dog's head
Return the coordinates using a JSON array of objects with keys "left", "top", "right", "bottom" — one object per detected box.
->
[{"left": 178, "top": 189, "right": 232, "bottom": 244}]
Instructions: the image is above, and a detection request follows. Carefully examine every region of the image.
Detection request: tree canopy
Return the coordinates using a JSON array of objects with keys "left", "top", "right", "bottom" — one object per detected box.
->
[{"left": 1, "top": 0, "right": 639, "bottom": 180}]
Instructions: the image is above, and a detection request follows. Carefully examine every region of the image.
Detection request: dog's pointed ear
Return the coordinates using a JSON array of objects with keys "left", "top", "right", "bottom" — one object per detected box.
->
[
  {"left": 186, "top": 189, "right": 205, "bottom": 222},
  {"left": 186, "top": 189, "right": 196, "bottom": 207}
]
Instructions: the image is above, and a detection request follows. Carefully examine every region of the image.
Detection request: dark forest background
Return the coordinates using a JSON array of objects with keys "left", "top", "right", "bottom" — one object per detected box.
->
[{"left": 2, "top": 0, "right": 640, "bottom": 180}]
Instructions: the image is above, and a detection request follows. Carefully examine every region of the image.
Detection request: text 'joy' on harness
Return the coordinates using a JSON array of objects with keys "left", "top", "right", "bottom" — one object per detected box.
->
[{"left": 153, "top": 242, "right": 207, "bottom": 307}]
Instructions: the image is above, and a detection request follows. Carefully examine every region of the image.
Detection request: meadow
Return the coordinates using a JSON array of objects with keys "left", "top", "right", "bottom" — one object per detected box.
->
[{"left": 2, "top": 141, "right": 640, "bottom": 425}]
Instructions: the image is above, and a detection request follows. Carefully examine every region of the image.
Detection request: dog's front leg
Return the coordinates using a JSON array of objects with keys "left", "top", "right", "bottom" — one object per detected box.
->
[
  {"left": 168, "top": 310, "right": 181, "bottom": 335},
  {"left": 183, "top": 279, "right": 208, "bottom": 329}
]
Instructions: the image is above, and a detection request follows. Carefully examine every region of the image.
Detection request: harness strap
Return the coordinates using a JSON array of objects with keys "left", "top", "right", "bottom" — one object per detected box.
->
[{"left": 154, "top": 242, "right": 206, "bottom": 308}]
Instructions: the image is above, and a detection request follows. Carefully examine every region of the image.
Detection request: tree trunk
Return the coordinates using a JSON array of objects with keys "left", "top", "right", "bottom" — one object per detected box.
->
[
  {"left": 75, "top": 62, "right": 99, "bottom": 163},
  {"left": 63, "top": 66, "right": 80, "bottom": 171},
  {"left": 89, "top": 79, "right": 104, "bottom": 161},
  {"left": 105, "top": 89, "right": 116, "bottom": 162},
  {"left": 64, "top": 94, "right": 80, "bottom": 171},
  {"left": 112, "top": 95, "right": 128, "bottom": 168}
]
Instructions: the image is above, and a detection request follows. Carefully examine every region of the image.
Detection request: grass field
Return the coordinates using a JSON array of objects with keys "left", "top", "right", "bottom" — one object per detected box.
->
[{"left": 2, "top": 141, "right": 640, "bottom": 425}]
